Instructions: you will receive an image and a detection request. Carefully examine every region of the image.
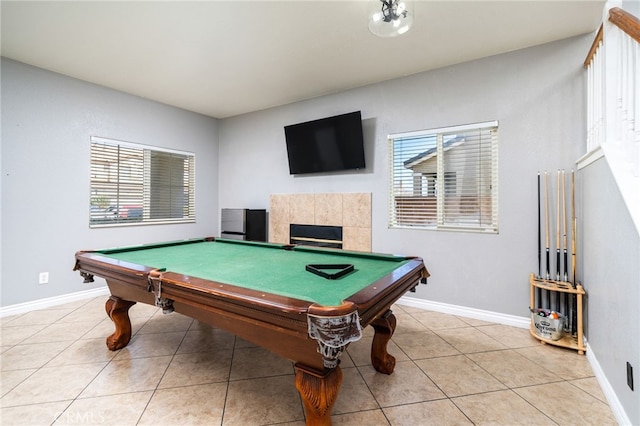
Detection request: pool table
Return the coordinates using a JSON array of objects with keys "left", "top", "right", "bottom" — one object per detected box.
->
[{"left": 74, "top": 237, "right": 429, "bottom": 425}]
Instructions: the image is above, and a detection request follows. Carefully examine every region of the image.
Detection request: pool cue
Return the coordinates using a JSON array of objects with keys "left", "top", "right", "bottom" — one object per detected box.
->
[
  {"left": 543, "top": 171, "right": 550, "bottom": 308},
  {"left": 571, "top": 170, "right": 577, "bottom": 289},
  {"left": 562, "top": 170, "right": 569, "bottom": 324},
  {"left": 556, "top": 170, "right": 561, "bottom": 282},
  {"left": 537, "top": 172, "right": 542, "bottom": 306},
  {"left": 562, "top": 170, "right": 568, "bottom": 282},
  {"left": 544, "top": 171, "right": 550, "bottom": 282},
  {"left": 571, "top": 169, "right": 578, "bottom": 333},
  {"left": 554, "top": 170, "right": 561, "bottom": 310}
]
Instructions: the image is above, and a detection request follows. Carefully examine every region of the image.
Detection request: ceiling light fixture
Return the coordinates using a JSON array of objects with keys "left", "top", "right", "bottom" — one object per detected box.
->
[{"left": 368, "top": 0, "right": 414, "bottom": 38}]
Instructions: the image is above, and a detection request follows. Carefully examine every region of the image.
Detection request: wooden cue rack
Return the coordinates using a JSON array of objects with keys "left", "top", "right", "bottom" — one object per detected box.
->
[{"left": 529, "top": 273, "right": 586, "bottom": 354}]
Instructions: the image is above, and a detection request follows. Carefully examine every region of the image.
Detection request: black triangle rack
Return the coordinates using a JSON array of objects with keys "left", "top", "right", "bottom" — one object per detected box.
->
[{"left": 305, "top": 264, "right": 354, "bottom": 280}]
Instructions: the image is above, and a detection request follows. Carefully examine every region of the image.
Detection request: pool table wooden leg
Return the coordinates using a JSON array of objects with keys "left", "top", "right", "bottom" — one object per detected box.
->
[
  {"left": 370, "top": 309, "right": 397, "bottom": 374},
  {"left": 295, "top": 364, "right": 342, "bottom": 426},
  {"left": 104, "top": 296, "right": 136, "bottom": 351}
]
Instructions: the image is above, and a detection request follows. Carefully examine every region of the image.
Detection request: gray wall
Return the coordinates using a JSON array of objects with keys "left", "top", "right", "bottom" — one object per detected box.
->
[
  {"left": 1, "top": 58, "right": 219, "bottom": 306},
  {"left": 219, "top": 35, "right": 590, "bottom": 317},
  {"left": 581, "top": 157, "right": 639, "bottom": 425}
]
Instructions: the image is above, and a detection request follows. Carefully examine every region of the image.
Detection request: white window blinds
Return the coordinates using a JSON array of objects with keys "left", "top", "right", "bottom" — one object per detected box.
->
[
  {"left": 389, "top": 121, "right": 498, "bottom": 232},
  {"left": 90, "top": 136, "right": 196, "bottom": 227}
]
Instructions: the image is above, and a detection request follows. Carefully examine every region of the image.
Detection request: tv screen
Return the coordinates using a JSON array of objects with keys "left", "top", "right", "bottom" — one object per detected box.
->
[{"left": 284, "top": 111, "right": 365, "bottom": 175}]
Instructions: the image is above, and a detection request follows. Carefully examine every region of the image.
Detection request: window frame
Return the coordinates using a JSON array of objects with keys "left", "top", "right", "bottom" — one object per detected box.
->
[
  {"left": 89, "top": 136, "right": 196, "bottom": 228},
  {"left": 388, "top": 120, "right": 499, "bottom": 233}
]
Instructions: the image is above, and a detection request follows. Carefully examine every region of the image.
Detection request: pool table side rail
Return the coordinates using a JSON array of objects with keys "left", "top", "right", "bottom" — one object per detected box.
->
[
  {"left": 74, "top": 250, "right": 314, "bottom": 313},
  {"left": 346, "top": 259, "right": 429, "bottom": 326},
  {"left": 91, "top": 237, "right": 215, "bottom": 254},
  {"left": 291, "top": 244, "right": 409, "bottom": 261},
  {"left": 74, "top": 251, "right": 155, "bottom": 285},
  {"left": 91, "top": 237, "right": 286, "bottom": 254}
]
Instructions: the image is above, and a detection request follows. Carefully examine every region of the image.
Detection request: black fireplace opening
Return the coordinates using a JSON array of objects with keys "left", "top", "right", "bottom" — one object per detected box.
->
[{"left": 290, "top": 224, "right": 343, "bottom": 249}]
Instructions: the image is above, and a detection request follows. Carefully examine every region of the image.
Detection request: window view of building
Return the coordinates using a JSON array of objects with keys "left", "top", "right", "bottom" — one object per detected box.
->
[
  {"left": 389, "top": 121, "right": 498, "bottom": 232},
  {"left": 89, "top": 137, "right": 196, "bottom": 227}
]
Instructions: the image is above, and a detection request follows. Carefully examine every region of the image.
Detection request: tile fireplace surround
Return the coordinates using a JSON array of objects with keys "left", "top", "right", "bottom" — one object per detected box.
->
[{"left": 269, "top": 193, "right": 371, "bottom": 252}]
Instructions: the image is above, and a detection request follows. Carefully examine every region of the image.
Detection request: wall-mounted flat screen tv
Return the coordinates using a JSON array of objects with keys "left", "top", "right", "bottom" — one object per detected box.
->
[{"left": 284, "top": 111, "right": 365, "bottom": 175}]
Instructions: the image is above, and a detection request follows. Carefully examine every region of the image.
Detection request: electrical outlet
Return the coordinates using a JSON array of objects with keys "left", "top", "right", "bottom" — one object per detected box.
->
[
  {"left": 38, "top": 272, "right": 49, "bottom": 285},
  {"left": 627, "top": 362, "right": 634, "bottom": 391}
]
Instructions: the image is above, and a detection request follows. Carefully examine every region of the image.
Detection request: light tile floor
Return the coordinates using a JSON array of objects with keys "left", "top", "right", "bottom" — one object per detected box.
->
[{"left": 0, "top": 297, "right": 617, "bottom": 425}]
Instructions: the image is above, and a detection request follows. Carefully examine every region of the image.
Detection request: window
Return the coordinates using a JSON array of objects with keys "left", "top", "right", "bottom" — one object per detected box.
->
[
  {"left": 89, "top": 136, "right": 196, "bottom": 227},
  {"left": 389, "top": 121, "right": 498, "bottom": 232}
]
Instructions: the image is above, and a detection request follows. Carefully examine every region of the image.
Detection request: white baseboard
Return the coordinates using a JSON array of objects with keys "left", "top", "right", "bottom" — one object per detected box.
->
[
  {"left": 587, "top": 346, "right": 632, "bottom": 425},
  {"left": 0, "top": 286, "right": 110, "bottom": 318},
  {"left": 397, "top": 295, "right": 630, "bottom": 425},
  {"left": 397, "top": 295, "right": 531, "bottom": 329}
]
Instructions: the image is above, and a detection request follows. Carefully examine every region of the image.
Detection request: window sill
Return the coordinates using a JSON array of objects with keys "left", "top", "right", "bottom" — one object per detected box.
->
[
  {"left": 90, "top": 219, "right": 196, "bottom": 229},
  {"left": 576, "top": 145, "right": 604, "bottom": 170},
  {"left": 390, "top": 224, "right": 498, "bottom": 234}
]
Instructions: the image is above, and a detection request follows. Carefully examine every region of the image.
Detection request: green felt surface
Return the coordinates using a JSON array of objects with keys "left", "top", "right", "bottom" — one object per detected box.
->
[{"left": 97, "top": 239, "right": 409, "bottom": 306}]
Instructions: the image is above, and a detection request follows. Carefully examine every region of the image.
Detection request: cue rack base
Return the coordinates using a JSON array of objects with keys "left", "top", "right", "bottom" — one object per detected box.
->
[{"left": 529, "top": 273, "right": 586, "bottom": 355}]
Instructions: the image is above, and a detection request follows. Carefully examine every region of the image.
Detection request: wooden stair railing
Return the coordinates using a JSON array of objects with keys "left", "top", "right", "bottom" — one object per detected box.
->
[
  {"left": 584, "top": 25, "right": 603, "bottom": 68},
  {"left": 584, "top": 7, "right": 640, "bottom": 68},
  {"left": 609, "top": 7, "right": 640, "bottom": 43}
]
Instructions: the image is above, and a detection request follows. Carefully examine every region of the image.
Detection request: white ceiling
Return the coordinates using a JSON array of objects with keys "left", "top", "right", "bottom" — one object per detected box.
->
[{"left": 1, "top": 1, "right": 605, "bottom": 119}]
